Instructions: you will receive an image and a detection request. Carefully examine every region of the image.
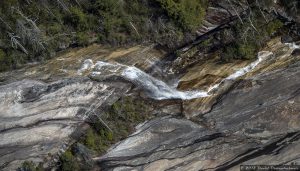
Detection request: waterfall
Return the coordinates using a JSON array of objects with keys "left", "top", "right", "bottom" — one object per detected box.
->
[
  {"left": 87, "top": 51, "right": 273, "bottom": 100},
  {"left": 90, "top": 61, "right": 209, "bottom": 100},
  {"left": 121, "top": 66, "right": 209, "bottom": 100},
  {"left": 207, "top": 51, "right": 273, "bottom": 92}
]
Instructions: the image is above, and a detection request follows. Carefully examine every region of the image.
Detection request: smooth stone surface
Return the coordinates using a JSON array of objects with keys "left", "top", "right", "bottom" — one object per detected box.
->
[
  {"left": 96, "top": 61, "right": 300, "bottom": 171},
  {"left": 0, "top": 78, "right": 130, "bottom": 170}
]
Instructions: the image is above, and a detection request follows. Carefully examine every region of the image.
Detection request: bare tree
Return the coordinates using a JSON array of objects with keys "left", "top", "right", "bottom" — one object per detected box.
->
[
  {"left": 88, "top": 111, "right": 113, "bottom": 132},
  {"left": 226, "top": 0, "right": 244, "bottom": 24},
  {"left": 25, "top": 0, "right": 32, "bottom": 4},
  {"left": 13, "top": 8, "right": 41, "bottom": 32},
  {"left": 241, "top": 26, "right": 250, "bottom": 42},
  {"left": 256, "top": 0, "right": 268, "bottom": 23},
  {"left": 56, "top": 0, "right": 69, "bottom": 12},
  {"left": 10, "top": 7, "right": 46, "bottom": 53},
  {"left": 130, "top": 22, "right": 140, "bottom": 36},
  {"left": 15, "top": 19, "right": 45, "bottom": 53},
  {"left": 8, "top": 32, "right": 28, "bottom": 54},
  {"left": 245, "top": 0, "right": 258, "bottom": 32}
]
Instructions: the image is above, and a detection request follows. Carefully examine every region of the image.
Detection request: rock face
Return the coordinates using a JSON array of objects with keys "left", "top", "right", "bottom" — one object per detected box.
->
[
  {"left": 0, "top": 42, "right": 168, "bottom": 170},
  {"left": 0, "top": 77, "right": 130, "bottom": 170},
  {"left": 0, "top": 3, "right": 299, "bottom": 168},
  {"left": 96, "top": 61, "right": 300, "bottom": 170},
  {"left": 195, "top": 0, "right": 247, "bottom": 37},
  {"left": 181, "top": 39, "right": 300, "bottom": 118},
  {"left": 175, "top": 0, "right": 247, "bottom": 52}
]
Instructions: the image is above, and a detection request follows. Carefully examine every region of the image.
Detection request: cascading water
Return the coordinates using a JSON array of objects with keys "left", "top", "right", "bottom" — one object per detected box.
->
[
  {"left": 285, "top": 42, "right": 300, "bottom": 49},
  {"left": 85, "top": 51, "right": 273, "bottom": 100},
  {"left": 121, "top": 66, "right": 210, "bottom": 100},
  {"left": 77, "top": 59, "right": 94, "bottom": 75},
  {"left": 207, "top": 51, "right": 274, "bottom": 92},
  {"left": 89, "top": 61, "right": 209, "bottom": 100}
]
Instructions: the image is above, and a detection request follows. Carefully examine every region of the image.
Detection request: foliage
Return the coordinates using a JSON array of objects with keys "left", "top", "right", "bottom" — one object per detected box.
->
[
  {"left": 221, "top": 41, "right": 258, "bottom": 62},
  {"left": 265, "top": 20, "right": 284, "bottom": 36},
  {"left": 0, "top": 0, "right": 287, "bottom": 69},
  {"left": 221, "top": 44, "right": 239, "bottom": 62},
  {"left": 1, "top": 0, "right": 207, "bottom": 71},
  {"left": 76, "top": 32, "right": 89, "bottom": 46},
  {"left": 0, "top": 49, "right": 10, "bottom": 71},
  {"left": 9, "top": 0, "right": 278, "bottom": 71},
  {"left": 60, "top": 150, "right": 80, "bottom": 171},
  {"left": 110, "top": 96, "right": 149, "bottom": 123},
  {"left": 79, "top": 96, "right": 149, "bottom": 154},
  {"left": 83, "top": 128, "right": 112, "bottom": 153},
  {"left": 64, "top": 7, "right": 88, "bottom": 31},
  {"left": 57, "top": 96, "right": 150, "bottom": 170},
  {"left": 279, "top": 0, "right": 300, "bottom": 16},
  {"left": 220, "top": 5, "right": 284, "bottom": 62},
  {"left": 156, "top": 0, "right": 207, "bottom": 31},
  {"left": 18, "top": 95, "right": 150, "bottom": 170},
  {"left": 238, "top": 42, "right": 259, "bottom": 60},
  {"left": 17, "top": 161, "right": 44, "bottom": 171},
  {"left": 47, "top": 23, "right": 63, "bottom": 35}
]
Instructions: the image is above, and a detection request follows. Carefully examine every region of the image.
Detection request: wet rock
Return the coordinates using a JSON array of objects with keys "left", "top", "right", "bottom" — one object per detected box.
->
[
  {"left": 292, "top": 49, "right": 300, "bottom": 56},
  {"left": 195, "top": 1, "right": 247, "bottom": 37},
  {"left": 281, "top": 35, "right": 294, "bottom": 43},
  {"left": 96, "top": 60, "right": 300, "bottom": 171},
  {"left": 0, "top": 44, "right": 167, "bottom": 170}
]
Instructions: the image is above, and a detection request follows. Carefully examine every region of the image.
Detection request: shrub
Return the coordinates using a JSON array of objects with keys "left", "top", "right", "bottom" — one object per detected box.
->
[
  {"left": 219, "top": 6, "right": 284, "bottom": 62},
  {"left": 83, "top": 127, "right": 114, "bottom": 153},
  {"left": 20, "top": 161, "right": 36, "bottom": 171},
  {"left": 0, "top": 49, "right": 11, "bottom": 72},
  {"left": 221, "top": 41, "right": 258, "bottom": 61},
  {"left": 64, "top": 7, "right": 88, "bottom": 31},
  {"left": 106, "top": 131, "right": 113, "bottom": 141},
  {"left": 76, "top": 32, "right": 90, "bottom": 46},
  {"left": 265, "top": 19, "right": 283, "bottom": 35},
  {"left": 60, "top": 150, "right": 80, "bottom": 171},
  {"left": 221, "top": 44, "right": 239, "bottom": 62},
  {"left": 47, "top": 23, "right": 63, "bottom": 35},
  {"left": 17, "top": 161, "right": 44, "bottom": 171},
  {"left": 156, "top": 0, "right": 207, "bottom": 31},
  {"left": 126, "top": 0, "right": 150, "bottom": 15},
  {"left": 84, "top": 129, "right": 97, "bottom": 150},
  {"left": 238, "top": 42, "right": 258, "bottom": 60},
  {"left": 94, "top": 0, "right": 121, "bottom": 14}
]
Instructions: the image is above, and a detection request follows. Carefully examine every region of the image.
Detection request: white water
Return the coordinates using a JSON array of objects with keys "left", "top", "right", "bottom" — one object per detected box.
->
[
  {"left": 77, "top": 59, "right": 94, "bottom": 75},
  {"left": 90, "top": 61, "right": 209, "bottom": 100},
  {"left": 88, "top": 51, "right": 273, "bottom": 100},
  {"left": 121, "top": 66, "right": 209, "bottom": 100},
  {"left": 207, "top": 51, "right": 273, "bottom": 92},
  {"left": 285, "top": 42, "right": 300, "bottom": 49}
]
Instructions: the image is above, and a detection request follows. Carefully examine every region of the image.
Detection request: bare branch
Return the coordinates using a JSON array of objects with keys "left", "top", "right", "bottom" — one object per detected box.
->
[
  {"left": 8, "top": 32, "right": 28, "bottom": 54},
  {"left": 241, "top": 26, "right": 250, "bottom": 43},
  {"left": 87, "top": 112, "right": 113, "bottom": 132},
  {"left": 245, "top": 0, "right": 259, "bottom": 33},
  {"left": 248, "top": 16, "right": 258, "bottom": 32},
  {"left": 74, "top": 0, "right": 81, "bottom": 7},
  {"left": 226, "top": 0, "right": 244, "bottom": 24},
  {"left": 13, "top": 7, "right": 41, "bottom": 32},
  {"left": 130, "top": 22, "right": 140, "bottom": 36},
  {"left": 256, "top": 0, "right": 268, "bottom": 23},
  {"left": 25, "top": 0, "right": 32, "bottom": 4},
  {"left": 10, "top": 8, "right": 46, "bottom": 53},
  {"left": 57, "top": 0, "right": 70, "bottom": 12},
  {"left": 0, "top": 16, "right": 12, "bottom": 31}
]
